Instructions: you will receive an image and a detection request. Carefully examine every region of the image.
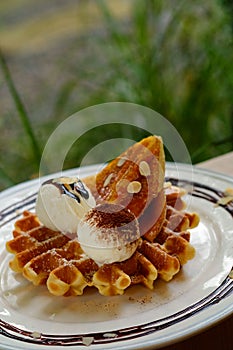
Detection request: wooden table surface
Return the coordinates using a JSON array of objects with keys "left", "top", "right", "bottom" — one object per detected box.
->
[{"left": 160, "top": 152, "right": 233, "bottom": 350}]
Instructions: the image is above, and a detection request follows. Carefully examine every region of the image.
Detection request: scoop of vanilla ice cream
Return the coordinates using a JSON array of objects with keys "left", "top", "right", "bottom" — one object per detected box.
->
[
  {"left": 35, "top": 176, "right": 95, "bottom": 235},
  {"left": 77, "top": 203, "right": 140, "bottom": 265}
]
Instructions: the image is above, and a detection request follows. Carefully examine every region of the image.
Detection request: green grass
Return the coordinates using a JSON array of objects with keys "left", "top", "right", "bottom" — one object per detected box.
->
[{"left": 0, "top": 50, "right": 41, "bottom": 166}]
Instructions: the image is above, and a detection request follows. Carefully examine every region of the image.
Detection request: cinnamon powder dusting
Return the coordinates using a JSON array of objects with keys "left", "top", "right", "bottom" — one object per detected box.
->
[{"left": 85, "top": 203, "right": 139, "bottom": 243}]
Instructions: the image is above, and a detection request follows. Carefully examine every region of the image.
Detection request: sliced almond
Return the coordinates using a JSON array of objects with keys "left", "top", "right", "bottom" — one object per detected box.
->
[
  {"left": 117, "top": 157, "right": 127, "bottom": 167},
  {"left": 82, "top": 337, "right": 94, "bottom": 346},
  {"left": 139, "top": 161, "right": 151, "bottom": 177},
  {"left": 31, "top": 331, "right": 41, "bottom": 339},
  {"left": 103, "top": 173, "right": 114, "bottom": 187},
  {"left": 216, "top": 196, "right": 233, "bottom": 206},
  {"left": 163, "top": 181, "right": 172, "bottom": 189},
  {"left": 127, "top": 181, "right": 142, "bottom": 194}
]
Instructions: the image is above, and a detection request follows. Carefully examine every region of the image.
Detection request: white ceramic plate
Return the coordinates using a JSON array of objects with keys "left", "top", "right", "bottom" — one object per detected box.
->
[{"left": 0, "top": 163, "right": 232, "bottom": 350}]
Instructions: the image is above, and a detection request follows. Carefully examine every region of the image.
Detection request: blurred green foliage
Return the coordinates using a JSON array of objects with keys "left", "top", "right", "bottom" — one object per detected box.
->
[
  {"left": 0, "top": 0, "right": 233, "bottom": 191},
  {"left": 96, "top": 0, "right": 233, "bottom": 161}
]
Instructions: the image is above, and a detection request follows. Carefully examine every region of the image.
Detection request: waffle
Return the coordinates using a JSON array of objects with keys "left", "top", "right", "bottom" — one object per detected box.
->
[
  {"left": 6, "top": 136, "right": 199, "bottom": 296},
  {"left": 6, "top": 188, "right": 198, "bottom": 296}
]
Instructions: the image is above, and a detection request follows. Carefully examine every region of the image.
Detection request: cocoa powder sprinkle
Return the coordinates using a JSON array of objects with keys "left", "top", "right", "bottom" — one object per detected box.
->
[
  {"left": 84, "top": 204, "right": 139, "bottom": 243},
  {"left": 86, "top": 204, "right": 135, "bottom": 228}
]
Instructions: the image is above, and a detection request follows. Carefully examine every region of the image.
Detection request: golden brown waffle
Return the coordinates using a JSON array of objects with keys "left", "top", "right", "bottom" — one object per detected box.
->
[{"left": 6, "top": 189, "right": 198, "bottom": 296}]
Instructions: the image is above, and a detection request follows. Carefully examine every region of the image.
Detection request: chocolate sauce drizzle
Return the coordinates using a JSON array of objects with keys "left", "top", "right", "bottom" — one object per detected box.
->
[
  {"left": 0, "top": 177, "right": 232, "bottom": 347},
  {"left": 166, "top": 177, "right": 233, "bottom": 216},
  {"left": 0, "top": 192, "right": 37, "bottom": 228},
  {"left": 43, "top": 178, "right": 89, "bottom": 203}
]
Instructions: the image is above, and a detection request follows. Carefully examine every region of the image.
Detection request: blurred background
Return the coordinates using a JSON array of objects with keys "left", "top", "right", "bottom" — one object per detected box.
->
[{"left": 0, "top": 0, "right": 233, "bottom": 191}]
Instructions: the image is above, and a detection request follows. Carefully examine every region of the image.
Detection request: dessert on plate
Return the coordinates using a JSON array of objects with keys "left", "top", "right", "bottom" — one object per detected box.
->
[{"left": 6, "top": 136, "right": 199, "bottom": 296}]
